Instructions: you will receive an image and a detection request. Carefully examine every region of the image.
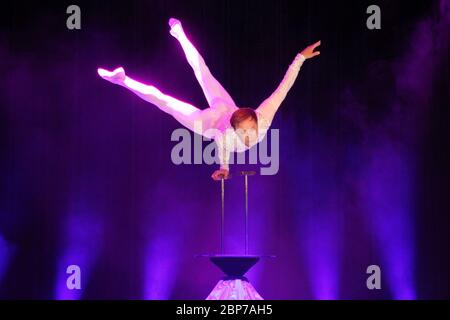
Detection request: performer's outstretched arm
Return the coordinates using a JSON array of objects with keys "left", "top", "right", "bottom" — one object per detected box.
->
[{"left": 256, "top": 41, "right": 321, "bottom": 125}]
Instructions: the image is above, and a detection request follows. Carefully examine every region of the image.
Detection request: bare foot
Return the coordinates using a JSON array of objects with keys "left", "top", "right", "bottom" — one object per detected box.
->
[
  {"left": 168, "top": 17, "right": 184, "bottom": 39},
  {"left": 97, "top": 67, "right": 126, "bottom": 85}
]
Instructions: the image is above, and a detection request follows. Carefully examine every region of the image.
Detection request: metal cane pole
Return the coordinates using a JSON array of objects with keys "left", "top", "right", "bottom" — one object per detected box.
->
[
  {"left": 241, "top": 171, "right": 255, "bottom": 255},
  {"left": 220, "top": 177, "right": 225, "bottom": 254},
  {"left": 244, "top": 174, "right": 248, "bottom": 255}
]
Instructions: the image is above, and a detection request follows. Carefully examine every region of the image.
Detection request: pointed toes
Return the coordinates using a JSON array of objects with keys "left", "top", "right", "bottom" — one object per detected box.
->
[{"left": 168, "top": 18, "right": 181, "bottom": 28}]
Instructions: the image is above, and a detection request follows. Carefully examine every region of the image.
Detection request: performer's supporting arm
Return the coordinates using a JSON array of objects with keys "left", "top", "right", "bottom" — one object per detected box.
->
[{"left": 211, "top": 133, "right": 231, "bottom": 181}]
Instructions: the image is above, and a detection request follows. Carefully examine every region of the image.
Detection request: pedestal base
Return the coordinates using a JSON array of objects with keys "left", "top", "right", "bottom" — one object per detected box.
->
[
  {"left": 206, "top": 276, "right": 263, "bottom": 300},
  {"left": 203, "top": 255, "right": 264, "bottom": 300}
]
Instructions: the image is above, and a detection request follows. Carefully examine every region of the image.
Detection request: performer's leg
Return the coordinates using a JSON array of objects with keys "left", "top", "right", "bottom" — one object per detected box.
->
[
  {"left": 169, "top": 18, "right": 237, "bottom": 109},
  {"left": 97, "top": 67, "right": 213, "bottom": 135}
]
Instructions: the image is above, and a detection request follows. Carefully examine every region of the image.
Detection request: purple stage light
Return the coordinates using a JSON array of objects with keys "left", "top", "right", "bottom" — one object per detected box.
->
[
  {"left": 143, "top": 235, "right": 180, "bottom": 300},
  {"left": 0, "top": 234, "right": 13, "bottom": 285},
  {"left": 54, "top": 204, "right": 104, "bottom": 300},
  {"left": 361, "top": 143, "right": 417, "bottom": 300}
]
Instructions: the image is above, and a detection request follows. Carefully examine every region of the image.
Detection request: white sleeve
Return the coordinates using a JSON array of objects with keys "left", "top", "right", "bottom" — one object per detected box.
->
[
  {"left": 215, "top": 134, "right": 231, "bottom": 170},
  {"left": 256, "top": 53, "right": 306, "bottom": 125}
]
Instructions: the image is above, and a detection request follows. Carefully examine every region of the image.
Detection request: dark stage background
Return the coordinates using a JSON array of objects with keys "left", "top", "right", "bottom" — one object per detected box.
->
[{"left": 0, "top": 0, "right": 449, "bottom": 299}]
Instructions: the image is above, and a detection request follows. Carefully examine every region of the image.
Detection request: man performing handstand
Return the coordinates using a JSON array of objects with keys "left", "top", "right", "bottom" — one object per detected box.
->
[{"left": 98, "top": 18, "right": 320, "bottom": 180}]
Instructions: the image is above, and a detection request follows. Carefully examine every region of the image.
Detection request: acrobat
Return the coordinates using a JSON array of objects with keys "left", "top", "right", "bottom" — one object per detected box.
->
[{"left": 97, "top": 18, "right": 320, "bottom": 180}]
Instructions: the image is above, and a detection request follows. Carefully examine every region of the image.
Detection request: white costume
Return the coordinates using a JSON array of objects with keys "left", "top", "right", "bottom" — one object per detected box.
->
[{"left": 98, "top": 20, "right": 306, "bottom": 170}]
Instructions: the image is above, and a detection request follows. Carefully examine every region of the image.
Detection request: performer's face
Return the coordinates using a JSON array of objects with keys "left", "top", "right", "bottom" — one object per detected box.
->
[{"left": 234, "top": 117, "right": 258, "bottom": 147}]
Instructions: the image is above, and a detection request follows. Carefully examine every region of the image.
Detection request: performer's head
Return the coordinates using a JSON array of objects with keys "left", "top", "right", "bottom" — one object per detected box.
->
[{"left": 230, "top": 108, "right": 258, "bottom": 146}]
